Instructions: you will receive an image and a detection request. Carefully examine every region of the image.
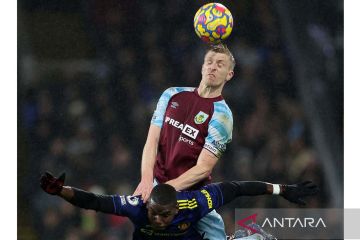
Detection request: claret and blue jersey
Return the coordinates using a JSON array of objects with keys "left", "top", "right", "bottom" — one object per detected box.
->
[
  {"left": 111, "top": 184, "right": 224, "bottom": 240},
  {"left": 151, "top": 87, "right": 233, "bottom": 189}
]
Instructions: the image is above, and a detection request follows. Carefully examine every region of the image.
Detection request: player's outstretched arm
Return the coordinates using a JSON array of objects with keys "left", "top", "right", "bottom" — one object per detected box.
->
[
  {"left": 217, "top": 180, "right": 319, "bottom": 206},
  {"left": 40, "top": 172, "right": 116, "bottom": 214},
  {"left": 133, "top": 124, "right": 161, "bottom": 202}
]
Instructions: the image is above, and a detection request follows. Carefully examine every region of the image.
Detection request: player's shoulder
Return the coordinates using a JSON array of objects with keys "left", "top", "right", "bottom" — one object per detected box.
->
[
  {"left": 211, "top": 100, "right": 233, "bottom": 127},
  {"left": 163, "top": 87, "right": 195, "bottom": 95},
  {"left": 157, "top": 87, "right": 195, "bottom": 103},
  {"left": 213, "top": 100, "right": 233, "bottom": 118},
  {"left": 177, "top": 191, "right": 198, "bottom": 206},
  {"left": 113, "top": 194, "right": 145, "bottom": 214},
  {"left": 176, "top": 184, "right": 221, "bottom": 210},
  {"left": 199, "top": 183, "right": 222, "bottom": 200},
  {"left": 162, "top": 87, "right": 196, "bottom": 97},
  {"left": 176, "top": 190, "right": 201, "bottom": 212}
]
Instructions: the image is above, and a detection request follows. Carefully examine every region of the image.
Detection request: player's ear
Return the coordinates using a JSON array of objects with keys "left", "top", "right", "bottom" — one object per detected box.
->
[{"left": 226, "top": 70, "right": 234, "bottom": 81}]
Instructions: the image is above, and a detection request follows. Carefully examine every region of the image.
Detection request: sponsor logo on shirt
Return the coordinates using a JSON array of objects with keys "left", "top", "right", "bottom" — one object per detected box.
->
[
  {"left": 204, "top": 143, "right": 220, "bottom": 157},
  {"left": 182, "top": 125, "right": 199, "bottom": 139},
  {"left": 165, "top": 116, "right": 199, "bottom": 139},
  {"left": 194, "top": 111, "right": 209, "bottom": 124},
  {"left": 212, "top": 140, "right": 226, "bottom": 153},
  {"left": 126, "top": 196, "right": 140, "bottom": 206},
  {"left": 201, "top": 189, "right": 213, "bottom": 209},
  {"left": 171, "top": 101, "right": 179, "bottom": 109},
  {"left": 179, "top": 136, "right": 194, "bottom": 145},
  {"left": 204, "top": 140, "right": 226, "bottom": 158}
]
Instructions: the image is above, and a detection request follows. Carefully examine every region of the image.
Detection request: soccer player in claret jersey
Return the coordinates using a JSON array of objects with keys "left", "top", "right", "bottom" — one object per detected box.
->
[
  {"left": 40, "top": 172, "right": 319, "bottom": 240},
  {"left": 134, "top": 43, "right": 235, "bottom": 239}
]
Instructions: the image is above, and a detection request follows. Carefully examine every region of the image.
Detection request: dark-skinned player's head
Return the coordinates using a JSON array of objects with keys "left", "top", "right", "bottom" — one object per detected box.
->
[{"left": 146, "top": 184, "right": 179, "bottom": 230}]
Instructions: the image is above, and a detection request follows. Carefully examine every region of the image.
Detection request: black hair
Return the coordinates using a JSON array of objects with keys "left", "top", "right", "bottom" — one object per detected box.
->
[{"left": 149, "top": 184, "right": 177, "bottom": 206}]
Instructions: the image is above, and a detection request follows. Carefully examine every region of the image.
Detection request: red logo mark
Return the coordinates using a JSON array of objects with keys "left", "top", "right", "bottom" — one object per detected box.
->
[{"left": 236, "top": 213, "right": 259, "bottom": 234}]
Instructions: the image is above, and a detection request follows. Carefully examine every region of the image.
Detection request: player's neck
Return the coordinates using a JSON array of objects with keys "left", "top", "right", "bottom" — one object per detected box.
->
[{"left": 197, "top": 84, "right": 223, "bottom": 98}]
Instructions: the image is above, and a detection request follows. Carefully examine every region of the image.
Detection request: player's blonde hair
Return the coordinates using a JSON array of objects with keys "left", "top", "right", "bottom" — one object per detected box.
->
[{"left": 207, "top": 43, "right": 236, "bottom": 70}]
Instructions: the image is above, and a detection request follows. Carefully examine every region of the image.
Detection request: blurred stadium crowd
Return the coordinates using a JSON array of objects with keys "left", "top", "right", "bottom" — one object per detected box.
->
[{"left": 18, "top": 0, "right": 342, "bottom": 239}]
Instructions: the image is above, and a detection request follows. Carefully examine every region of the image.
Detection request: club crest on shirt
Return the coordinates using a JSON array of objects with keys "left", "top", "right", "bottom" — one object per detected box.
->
[
  {"left": 194, "top": 111, "right": 209, "bottom": 124},
  {"left": 177, "top": 222, "right": 191, "bottom": 231},
  {"left": 126, "top": 196, "right": 140, "bottom": 206}
]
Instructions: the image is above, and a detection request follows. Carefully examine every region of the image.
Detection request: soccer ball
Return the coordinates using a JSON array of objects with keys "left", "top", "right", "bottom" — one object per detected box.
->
[{"left": 194, "top": 3, "right": 233, "bottom": 44}]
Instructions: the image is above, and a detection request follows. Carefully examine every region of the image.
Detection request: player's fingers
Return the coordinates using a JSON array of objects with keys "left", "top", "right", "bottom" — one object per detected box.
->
[
  {"left": 301, "top": 180, "right": 313, "bottom": 186},
  {"left": 142, "top": 192, "right": 148, "bottom": 203},
  {"left": 306, "top": 186, "right": 320, "bottom": 195},
  {"left": 305, "top": 183, "right": 318, "bottom": 190},
  {"left": 133, "top": 187, "right": 140, "bottom": 195},
  {"left": 40, "top": 174, "right": 51, "bottom": 186},
  {"left": 40, "top": 173, "right": 46, "bottom": 181},
  {"left": 305, "top": 183, "right": 317, "bottom": 189},
  {"left": 133, "top": 183, "right": 144, "bottom": 195},
  {"left": 58, "top": 172, "right": 66, "bottom": 183},
  {"left": 40, "top": 176, "right": 47, "bottom": 188},
  {"left": 143, "top": 188, "right": 152, "bottom": 202},
  {"left": 45, "top": 171, "right": 54, "bottom": 179}
]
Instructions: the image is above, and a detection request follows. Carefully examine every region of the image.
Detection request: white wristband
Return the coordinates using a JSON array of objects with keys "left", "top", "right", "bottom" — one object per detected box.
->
[{"left": 273, "top": 184, "right": 281, "bottom": 195}]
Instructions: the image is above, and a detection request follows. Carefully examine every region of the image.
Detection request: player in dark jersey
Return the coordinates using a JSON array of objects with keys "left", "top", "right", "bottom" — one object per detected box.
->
[
  {"left": 134, "top": 43, "right": 236, "bottom": 239},
  {"left": 40, "top": 172, "right": 319, "bottom": 240}
]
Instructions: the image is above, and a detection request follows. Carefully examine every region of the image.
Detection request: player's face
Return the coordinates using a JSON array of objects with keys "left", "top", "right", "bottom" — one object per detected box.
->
[
  {"left": 146, "top": 202, "right": 179, "bottom": 230},
  {"left": 201, "top": 51, "right": 234, "bottom": 88}
]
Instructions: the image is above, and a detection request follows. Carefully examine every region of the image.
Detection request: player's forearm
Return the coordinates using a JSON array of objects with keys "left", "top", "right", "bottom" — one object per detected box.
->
[
  {"left": 141, "top": 125, "right": 161, "bottom": 180},
  {"left": 141, "top": 142, "right": 157, "bottom": 180},
  {"left": 167, "top": 164, "right": 211, "bottom": 191},
  {"left": 167, "top": 149, "right": 218, "bottom": 190},
  {"left": 59, "top": 186, "right": 116, "bottom": 214},
  {"left": 218, "top": 181, "right": 281, "bottom": 205}
]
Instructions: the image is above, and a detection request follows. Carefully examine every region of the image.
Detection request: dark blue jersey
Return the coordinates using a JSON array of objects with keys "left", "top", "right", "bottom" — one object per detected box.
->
[
  {"left": 111, "top": 184, "right": 224, "bottom": 240},
  {"left": 62, "top": 181, "right": 274, "bottom": 239}
]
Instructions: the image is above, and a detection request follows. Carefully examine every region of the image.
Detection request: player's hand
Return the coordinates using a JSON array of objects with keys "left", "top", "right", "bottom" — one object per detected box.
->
[
  {"left": 133, "top": 179, "right": 153, "bottom": 202},
  {"left": 281, "top": 181, "right": 319, "bottom": 205},
  {"left": 40, "top": 171, "right": 66, "bottom": 195}
]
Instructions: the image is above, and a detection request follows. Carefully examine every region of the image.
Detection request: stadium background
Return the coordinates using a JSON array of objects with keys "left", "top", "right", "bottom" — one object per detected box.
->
[{"left": 18, "top": 0, "right": 343, "bottom": 239}]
